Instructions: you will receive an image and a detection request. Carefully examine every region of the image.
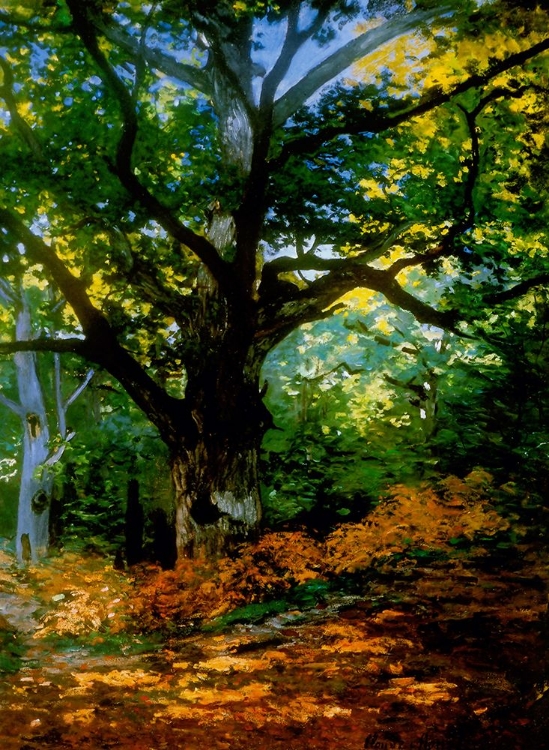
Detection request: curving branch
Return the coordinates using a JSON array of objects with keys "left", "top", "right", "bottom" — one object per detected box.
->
[
  {"left": 274, "top": 37, "right": 549, "bottom": 164},
  {"left": 482, "top": 274, "right": 549, "bottom": 306},
  {"left": 259, "top": 2, "right": 330, "bottom": 114},
  {"left": 272, "top": 5, "right": 454, "bottom": 127},
  {"left": 0, "top": 208, "right": 110, "bottom": 339},
  {"left": 0, "top": 391, "right": 24, "bottom": 418},
  {"left": 95, "top": 18, "right": 212, "bottom": 95},
  {"left": 257, "top": 260, "right": 461, "bottom": 351},
  {"left": 387, "top": 87, "right": 521, "bottom": 278},
  {"left": 0, "top": 207, "right": 195, "bottom": 446},
  {"left": 62, "top": 364, "right": 95, "bottom": 412},
  {"left": 53, "top": 352, "right": 94, "bottom": 450}
]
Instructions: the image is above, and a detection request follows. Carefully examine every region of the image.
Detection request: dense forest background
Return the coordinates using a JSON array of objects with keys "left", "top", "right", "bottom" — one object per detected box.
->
[{"left": 2, "top": 286, "right": 549, "bottom": 556}]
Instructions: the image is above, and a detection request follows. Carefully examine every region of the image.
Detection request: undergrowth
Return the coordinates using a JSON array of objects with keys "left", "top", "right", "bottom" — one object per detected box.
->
[
  {"left": 0, "top": 471, "right": 530, "bottom": 640},
  {"left": 129, "top": 470, "right": 525, "bottom": 632}
]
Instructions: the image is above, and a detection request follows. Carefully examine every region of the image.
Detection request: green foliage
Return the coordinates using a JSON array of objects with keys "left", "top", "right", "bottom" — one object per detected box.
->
[
  {"left": 261, "top": 307, "right": 444, "bottom": 526},
  {"left": 261, "top": 280, "right": 549, "bottom": 529},
  {"left": 52, "top": 378, "right": 171, "bottom": 551},
  {"left": 0, "top": 619, "right": 25, "bottom": 674},
  {"left": 206, "top": 599, "right": 290, "bottom": 631},
  {"left": 207, "top": 578, "right": 332, "bottom": 630}
]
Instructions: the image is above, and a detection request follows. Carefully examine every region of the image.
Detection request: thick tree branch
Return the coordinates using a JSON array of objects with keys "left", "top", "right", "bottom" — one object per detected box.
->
[
  {"left": 260, "top": 2, "right": 330, "bottom": 114},
  {"left": 482, "top": 275, "right": 549, "bottom": 306},
  {"left": 95, "top": 18, "right": 212, "bottom": 95},
  {"left": 257, "top": 263, "right": 461, "bottom": 350},
  {"left": 0, "top": 337, "right": 88, "bottom": 356},
  {"left": 0, "top": 208, "right": 195, "bottom": 445},
  {"left": 275, "top": 37, "right": 549, "bottom": 163},
  {"left": 272, "top": 5, "right": 454, "bottom": 127},
  {"left": 260, "top": 224, "right": 414, "bottom": 281},
  {"left": 261, "top": 3, "right": 302, "bottom": 112},
  {"left": 259, "top": 256, "right": 549, "bottom": 352},
  {"left": 0, "top": 210, "right": 109, "bottom": 340},
  {"left": 387, "top": 243, "right": 449, "bottom": 277}
]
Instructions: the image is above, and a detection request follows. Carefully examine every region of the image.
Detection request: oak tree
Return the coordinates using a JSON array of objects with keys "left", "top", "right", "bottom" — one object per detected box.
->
[{"left": 0, "top": 0, "right": 548, "bottom": 558}]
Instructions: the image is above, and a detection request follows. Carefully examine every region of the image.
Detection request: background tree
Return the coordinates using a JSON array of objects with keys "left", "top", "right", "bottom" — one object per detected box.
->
[
  {"left": 0, "top": 280, "right": 93, "bottom": 562},
  {"left": 0, "top": 0, "right": 548, "bottom": 559}
]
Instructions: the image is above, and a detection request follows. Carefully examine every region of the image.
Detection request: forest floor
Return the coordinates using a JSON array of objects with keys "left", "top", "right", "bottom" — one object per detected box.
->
[
  {"left": 1, "top": 537, "right": 549, "bottom": 750},
  {"left": 1, "top": 476, "right": 549, "bottom": 749}
]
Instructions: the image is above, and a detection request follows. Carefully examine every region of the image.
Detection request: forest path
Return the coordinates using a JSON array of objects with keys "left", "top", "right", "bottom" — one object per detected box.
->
[{"left": 0, "top": 544, "right": 549, "bottom": 749}]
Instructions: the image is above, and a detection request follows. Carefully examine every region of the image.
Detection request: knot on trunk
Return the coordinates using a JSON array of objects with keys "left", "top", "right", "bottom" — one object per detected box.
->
[
  {"left": 190, "top": 492, "right": 224, "bottom": 526},
  {"left": 26, "top": 413, "right": 41, "bottom": 438},
  {"left": 31, "top": 490, "right": 49, "bottom": 515}
]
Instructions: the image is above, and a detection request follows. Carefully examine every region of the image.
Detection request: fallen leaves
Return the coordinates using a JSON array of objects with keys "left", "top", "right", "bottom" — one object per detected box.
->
[
  {"left": 71, "top": 669, "right": 162, "bottom": 690},
  {"left": 15, "top": 550, "right": 133, "bottom": 639},
  {"left": 324, "top": 636, "right": 416, "bottom": 654},
  {"left": 131, "top": 531, "right": 327, "bottom": 630},
  {"left": 63, "top": 708, "right": 96, "bottom": 725},
  {"left": 196, "top": 652, "right": 287, "bottom": 673},
  {"left": 0, "top": 471, "right": 547, "bottom": 748},
  {"left": 379, "top": 679, "right": 459, "bottom": 707},
  {"left": 326, "top": 472, "right": 515, "bottom": 574},
  {"left": 124, "top": 472, "right": 527, "bottom": 635}
]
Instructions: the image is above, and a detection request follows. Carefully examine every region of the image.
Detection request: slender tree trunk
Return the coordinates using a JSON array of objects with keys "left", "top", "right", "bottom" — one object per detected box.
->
[
  {"left": 0, "top": 283, "right": 93, "bottom": 563},
  {"left": 125, "top": 478, "right": 144, "bottom": 566},
  {"left": 13, "top": 305, "right": 52, "bottom": 563}
]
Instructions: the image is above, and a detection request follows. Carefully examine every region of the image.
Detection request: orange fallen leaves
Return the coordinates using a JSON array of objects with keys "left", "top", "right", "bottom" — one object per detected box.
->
[
  {"left": 71, "top": 669, "right": 162, "bottom": 689},
  {"left": 379, "top": 679, "right": 459, "bottom": 706},
  {"left": 196, "top": 652, "right": 288, "bottom": 673},
  {"left": 323, "top": 635, "right": 416, "bottom": 655},
  {"left": 177, "top": 681, "right": 272, "bottom": 706},
  {"left": 130, "top": 530, "right": 326, "bottom": 629},
  {"left": 24, "top": 551, "right": 131, "bottom": 638},
  {"left": 7, "top": 470, "right": 523, "bottom": 645},
  {"left": 62, "top": 708, "right": 96, "bottom": 725},
  {"left": 154, "top": 686, "right": 352, "bottom": 728}
]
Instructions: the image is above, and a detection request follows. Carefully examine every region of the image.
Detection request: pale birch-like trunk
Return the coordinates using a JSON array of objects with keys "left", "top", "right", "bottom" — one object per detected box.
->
[
  {"left": 0, "top": 283, "right": 93, "bottom": 563},
  {"left": 13, "top": 299, "right": 52, "bottom": 563}
]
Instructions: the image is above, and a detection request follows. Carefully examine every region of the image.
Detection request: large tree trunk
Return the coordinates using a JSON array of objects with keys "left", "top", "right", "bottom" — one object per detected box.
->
[
  {"left": 171, "top": 345, "right": 266, "bottom": 558},
  {"left": 172, "top": 440, "right": 262, "bottom": 559}
]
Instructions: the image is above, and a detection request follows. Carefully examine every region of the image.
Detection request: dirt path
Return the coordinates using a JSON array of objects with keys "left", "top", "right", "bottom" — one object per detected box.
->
[{"left": 1, "top": 545, "right": 549, "bottom": 749}]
